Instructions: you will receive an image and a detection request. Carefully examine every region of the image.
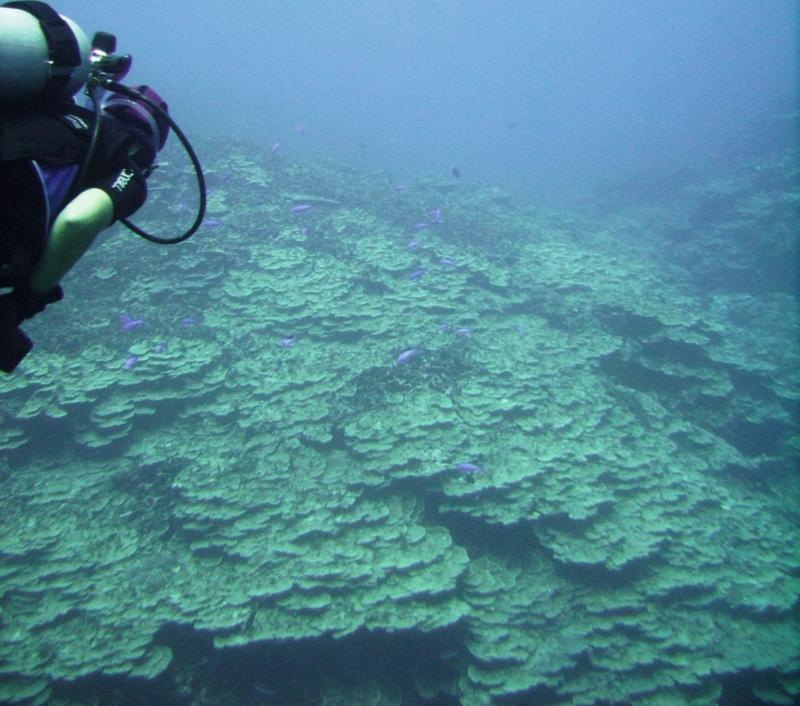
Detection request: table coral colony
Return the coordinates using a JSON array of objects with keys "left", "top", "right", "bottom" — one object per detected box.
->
[{"left": 0, "top": 135, "right": 797, "bottom": 706}]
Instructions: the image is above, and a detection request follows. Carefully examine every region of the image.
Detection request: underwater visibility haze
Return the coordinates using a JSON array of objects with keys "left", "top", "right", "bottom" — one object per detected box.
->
[
  {"left": 47, "top": 0, "right": 798, "bottom": 206},
  {"left": 0, "top": 1, "right": 798, "bottom": 705}
]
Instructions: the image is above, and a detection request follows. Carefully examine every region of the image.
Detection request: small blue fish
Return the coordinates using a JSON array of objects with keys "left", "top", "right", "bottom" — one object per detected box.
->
[
  {"left": 455, "top": 462, "right": 484, "bottom": 474},
  {"left": 439, "top": 257, "right": 456, "bottom": 267},
  {"left": 123, "top": 355, "right": 139, "bottom": 370},
  {"left": 407, "top": 240, "right": 421, "bottom": 250},
  {"left": 291, "top": 204, "right": 312, "bottom": 214},
  {"left": 294, "top": 125, "right": 306, "bottom": 137},
  {"left": 408, "top": 268, "right": 426, "bottom": 281},
  {"left": 180, "top": 317, "right": 197, "bottom": 327},
  {"left": 456, "top": 327, "right": 472, "bottom": 336},
  {"left": 393, "top": 185, "right": 407, "bottom": 192},
  {"left": 413, "top": 222, "right": 428, "bottom": 230},
  {"left": 429, "top": 207, "right": 442, "bottom": 223},
  {"left": 271, "top": 141, "right": 281, "bottom": 154},
  {"left": 203, "top": 218, "right": 223, "bottom": 228},
  {"left": 280, "top": 336, "right": 296, "bottom": 348},
  {"left": 395, "top": 348, "right": 419, "bottom": 365},
  {"left": 153, "top": 342, "right": 168, "bottom": 353},
  {"left": 120, "top": 314, "right": 144, "bottom": 332}
]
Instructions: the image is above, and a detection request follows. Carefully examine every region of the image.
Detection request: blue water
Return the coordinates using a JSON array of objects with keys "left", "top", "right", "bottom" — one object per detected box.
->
[{"left": 58, "top": 0, "right": 797, "bottom": 206}]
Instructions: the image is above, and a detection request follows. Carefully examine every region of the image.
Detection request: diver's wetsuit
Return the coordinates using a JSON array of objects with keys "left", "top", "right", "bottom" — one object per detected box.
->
[
  {"left": 0, "top": 104, "right": 149, "bottom": 288},
  {"left": 0, "top": 103, "right": 151, "bottom": 371}
]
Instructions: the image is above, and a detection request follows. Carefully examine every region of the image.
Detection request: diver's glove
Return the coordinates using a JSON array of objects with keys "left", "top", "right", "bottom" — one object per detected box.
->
[
  {"left": 0, "top": 323, "right": 32, "bottom": 374},
  {"left": 0, "top": 285, "right": 62, "bottom": 373},
  {"left": 0, "top": 284, "right": 63, "bottom": 326}
]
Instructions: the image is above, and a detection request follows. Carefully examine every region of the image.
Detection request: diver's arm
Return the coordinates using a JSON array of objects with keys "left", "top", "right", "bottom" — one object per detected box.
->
[{"left": 30, "top": 188, "right": 114, "bottom": 294}]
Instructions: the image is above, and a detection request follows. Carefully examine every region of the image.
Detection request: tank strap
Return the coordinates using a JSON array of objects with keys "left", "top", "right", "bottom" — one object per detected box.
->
[{"left": 2, "top": 1, "right": 82, "bottom": 108}]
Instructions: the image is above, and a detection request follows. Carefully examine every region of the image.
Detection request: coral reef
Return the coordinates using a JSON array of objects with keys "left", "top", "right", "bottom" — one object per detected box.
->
[{"left": 1, "top": 133, "right": 798, "bottom": 706}]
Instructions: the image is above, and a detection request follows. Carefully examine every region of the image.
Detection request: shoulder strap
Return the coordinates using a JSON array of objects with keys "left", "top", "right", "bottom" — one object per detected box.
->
[{"left": 0, "top": 108, "right": 91, "bottom": 164}]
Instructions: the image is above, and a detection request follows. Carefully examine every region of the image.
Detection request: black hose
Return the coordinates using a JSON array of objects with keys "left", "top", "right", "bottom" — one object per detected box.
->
[
  {"left": 73, "top": 80, "right": 206, "bottom": 245},
  {"left": 68, "top": 83, "right": 103, "bottom": 202},
  {"left": 107, "top": 82, "right": 207, "bottom": 244}
]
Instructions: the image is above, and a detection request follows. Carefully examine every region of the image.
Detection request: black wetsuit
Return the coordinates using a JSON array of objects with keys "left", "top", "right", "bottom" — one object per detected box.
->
[
  {"left": 0, "top": 104, "right": 149, "bottom": 288},
  {"left": 0, "top": 103, "right": 150, "bottom": 371}
]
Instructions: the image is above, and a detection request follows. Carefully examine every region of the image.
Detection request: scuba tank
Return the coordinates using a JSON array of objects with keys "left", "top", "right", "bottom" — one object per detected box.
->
[{"left": 0, "top": 2, "right": 91, "bottom": 111}]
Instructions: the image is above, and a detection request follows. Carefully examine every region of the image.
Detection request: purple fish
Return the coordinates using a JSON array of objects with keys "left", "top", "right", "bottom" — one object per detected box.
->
[
  {"left": 438, "top": 257, "right": 456, "bottom": 267},
  {"left": 153, "top": 342, "right": 167, "bottom": 353},
  {"left": 437, "top": 322, "right": 450, "bottom": 333},
  {"left": 180, "top": 317, "right": 197, "bottom": 327},
  {"left": 271, "top": 141, "right": 281, "bottom": 154},
  {"left": 393, "top": 185, "right": 407, "bottom": 192},
  {"left": 429, "top": 207, "right": 442, "bottom": 223},
  {"left": 455, "top": 463, "right": 484, "bottom": 474},
  {"left": 407, "top": 240, "right": 421, "bottom": 250},
  {"left": 456, "top": 327, "right": 472, "bottom": 336},
  {"left": 408, "top": 268, "right": 426, "bottom": 281},
  {"left": 294, "top": 124, "right": 305, "bottom": 137},
  {"left": 123, "top": 355, "right": 139, "bottom": 370},
  {"left": 203, "top": 218, "right": 223, "bottom": 228},
  {"left": 413, "top": 222, "right": 428, "bottom": 230},
  {"left": 120, "top": 314, "right": 144, "bottom": 332},
  {"left": 395, "top": 348, "right": 419, "bottom": 365},
  {"left": 291, "top": 204, "right": 313, "bottom": 214},
  {"left": 279, "top": 336, "right": 296, "bottom": 348}
]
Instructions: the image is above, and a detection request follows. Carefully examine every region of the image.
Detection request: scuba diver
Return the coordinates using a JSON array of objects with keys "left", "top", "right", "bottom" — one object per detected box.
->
[{"left": 0, "top": 1, "right": 206, "bottom": 373}]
